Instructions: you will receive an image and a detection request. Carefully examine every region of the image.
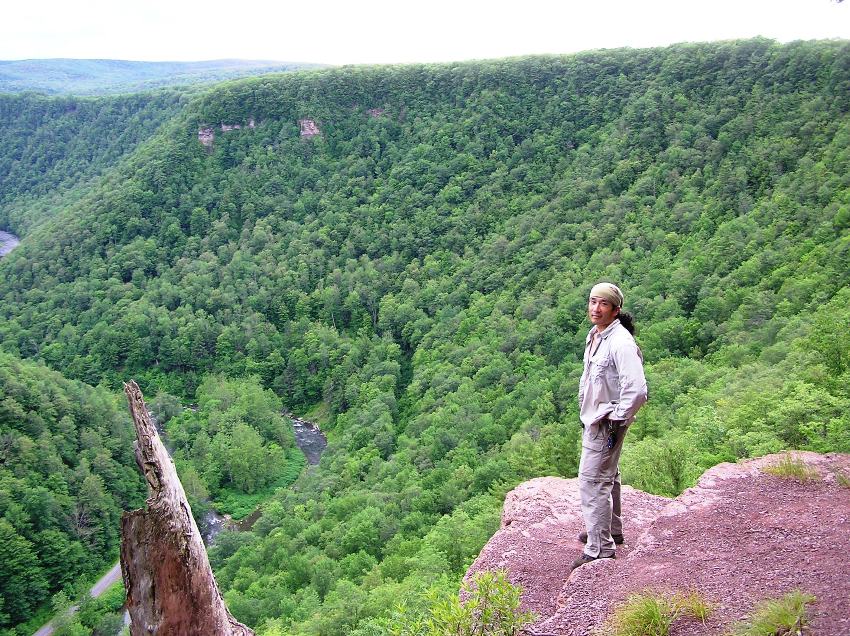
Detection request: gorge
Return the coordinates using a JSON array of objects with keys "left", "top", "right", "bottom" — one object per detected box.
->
[{"left": 0, "top": 39, "right": 849, "bottom": 635}]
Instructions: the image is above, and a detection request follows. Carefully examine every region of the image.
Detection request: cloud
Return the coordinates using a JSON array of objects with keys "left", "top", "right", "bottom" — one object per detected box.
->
[{"left": 2, "top": 0, "right": 848, "bottom": 63}]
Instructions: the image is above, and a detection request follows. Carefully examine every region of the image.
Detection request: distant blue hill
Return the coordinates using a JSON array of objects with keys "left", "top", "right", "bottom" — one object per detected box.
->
[{"left": 0, "top": 58, "right": 327, "bottom": 94}]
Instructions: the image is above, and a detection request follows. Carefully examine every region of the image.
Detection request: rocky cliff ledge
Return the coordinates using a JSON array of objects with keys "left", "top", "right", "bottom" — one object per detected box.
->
[{"left": 466, "top": 452, "right": 850, "bottom": 635}]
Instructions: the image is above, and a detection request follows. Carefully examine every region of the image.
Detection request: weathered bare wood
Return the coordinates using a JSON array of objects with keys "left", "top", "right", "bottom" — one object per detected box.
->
[{"left": 120, "top": 380, "right": 254, "bottom": 635}]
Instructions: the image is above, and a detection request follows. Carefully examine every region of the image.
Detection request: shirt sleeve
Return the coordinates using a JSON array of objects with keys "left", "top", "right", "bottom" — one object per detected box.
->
[
  {"left": 577, "top": 333, "right": 591, "bottom": 407},
  {"left": 608, "top": 338, "right": 648, "bottom": 422},
  {"left": 578, "top": 370, "right": 586, "bottom": 407}
]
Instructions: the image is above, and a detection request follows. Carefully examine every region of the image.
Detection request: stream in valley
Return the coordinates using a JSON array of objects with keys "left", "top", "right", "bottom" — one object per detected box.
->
[
  {"left": 19, "top": 229, "right": 326, "bottom": 630},
  {"left": 201, "top": 413, "right": 327, "bottom": 543},
  {"left": 1, "top": 225, "right": 324, "bottom": 542},
  {"left": 289, "top": 414, "right": 328, "bottom": 465},
  {"left": 0, "top": 230, "right": 20, "bottom": 257}
]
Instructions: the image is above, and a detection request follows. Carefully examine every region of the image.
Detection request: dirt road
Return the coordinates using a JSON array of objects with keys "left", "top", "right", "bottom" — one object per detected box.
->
[{"left": 32, "top": 561, "right": 123, "bottom": 636}]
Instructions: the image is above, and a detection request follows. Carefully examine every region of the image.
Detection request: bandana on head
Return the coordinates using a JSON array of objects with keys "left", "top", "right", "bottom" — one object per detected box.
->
[{"left": 589, "top": 282, "right": 624, "bottom": 308}]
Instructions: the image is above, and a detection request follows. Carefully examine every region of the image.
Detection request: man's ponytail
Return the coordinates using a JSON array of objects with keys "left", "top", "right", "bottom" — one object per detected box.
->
[{"left": 618, "top": 311, "right": 636, "bottom": 335}]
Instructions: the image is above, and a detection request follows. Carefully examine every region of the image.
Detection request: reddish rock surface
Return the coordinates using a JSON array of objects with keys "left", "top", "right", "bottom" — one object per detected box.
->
[
  {"left": 466, "top": 452, "right": 850, "bottom": 635},
  {"left": 198, "top": 119, "right": 256, "bottom": 147},
  {"left": 198, "top": 126, "right": 215, "bottom": 147},
  {"left": 299, "top": 118, "right": 321, "bottom": 137}
]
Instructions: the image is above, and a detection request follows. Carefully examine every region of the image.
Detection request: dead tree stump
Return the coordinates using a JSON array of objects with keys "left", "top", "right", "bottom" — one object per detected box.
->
[{"left": 120, "top": 380, "right": 254, "bottom": 635}]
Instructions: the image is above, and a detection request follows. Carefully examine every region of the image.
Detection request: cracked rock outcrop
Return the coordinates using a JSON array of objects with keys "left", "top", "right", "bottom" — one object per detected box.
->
[{"left": 466, "top": 452, "right": 850, "bottom": 635}]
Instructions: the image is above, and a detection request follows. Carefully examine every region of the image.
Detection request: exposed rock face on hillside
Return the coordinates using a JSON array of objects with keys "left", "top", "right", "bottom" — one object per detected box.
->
[
  {"left": 198, "top": 119, "right": 256, "bottom": 146},
  {"left": 466, "top": 452, "right": 850, "bottom": 635},
  {"left": 299, "top": 118, "right": 321, "bottom": 137}
]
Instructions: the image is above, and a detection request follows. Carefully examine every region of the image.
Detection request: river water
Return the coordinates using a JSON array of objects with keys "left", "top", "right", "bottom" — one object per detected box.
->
[
  {"left": 0, "top": 230, "right": 20, "bottom": 257},
  {"left": 202, "top": 414, "right": 327, "bottom": 543},
  {"left": 290, "top": 415, "right": 328, "bottom": 465}
]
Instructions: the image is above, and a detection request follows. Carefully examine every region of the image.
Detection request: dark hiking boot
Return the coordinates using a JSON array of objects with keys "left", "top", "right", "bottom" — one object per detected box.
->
[
  {"left": 571, "top": 552, "right": 616, "bottom": 571},
  {"left": 578, "top": 531, "right": 624, "bottom": 545}
]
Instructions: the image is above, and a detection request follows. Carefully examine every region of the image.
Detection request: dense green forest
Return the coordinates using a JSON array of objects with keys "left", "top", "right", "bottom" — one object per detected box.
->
[
  {"left": 1, "top": 38, "right": 849, "bottom": 635},
  {"left": 0, "top": 91, "right": 190, "bottom": 234},
  {"left": 163, "top": 374, "right": 306, "bottom": 523},
  {"left": 0, "top": 351, "right": 143, "bottom": 628},
  {"left": 0, "top": 59, "right": 323, "bottom": 95}
]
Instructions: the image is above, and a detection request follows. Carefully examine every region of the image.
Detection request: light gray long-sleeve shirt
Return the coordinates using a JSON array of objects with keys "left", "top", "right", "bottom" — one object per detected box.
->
[{"left": 578, "top": 319, "right": 648, "bottom": 427}]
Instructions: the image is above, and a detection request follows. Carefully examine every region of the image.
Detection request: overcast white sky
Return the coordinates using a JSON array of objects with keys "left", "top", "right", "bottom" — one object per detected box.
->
[{"left": 2, "top": 0, "right": 849, "bottom": 65}]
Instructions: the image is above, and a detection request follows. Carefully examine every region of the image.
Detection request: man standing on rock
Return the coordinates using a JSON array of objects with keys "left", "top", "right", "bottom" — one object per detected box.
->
[{"left": 573, "top": 282, "right": 647, "bottom": 570}]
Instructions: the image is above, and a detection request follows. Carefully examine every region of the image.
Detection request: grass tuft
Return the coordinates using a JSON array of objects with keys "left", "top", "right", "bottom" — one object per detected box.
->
[
  {"left": 836, "top": 471, "right": 850, "bottom": 488},
  {"left": 607, "top": 594, "right": 672, "bottom": 636},
  {"left": 672, "top": 590, "right": 713, "bottom": 624},
  {"left": 761, "top": 455, "right": 820, "bottom": 481},
  {"left": 729, "top": 590, "right": 815, "bottom": 636},
  {"left": 599, "top": 590, "right": 714, "bottom": 636}
]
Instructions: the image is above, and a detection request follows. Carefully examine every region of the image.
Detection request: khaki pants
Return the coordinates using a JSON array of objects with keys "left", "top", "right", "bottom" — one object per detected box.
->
[{"left": 579, "top": 418, "right": 628, "bottom": 557}]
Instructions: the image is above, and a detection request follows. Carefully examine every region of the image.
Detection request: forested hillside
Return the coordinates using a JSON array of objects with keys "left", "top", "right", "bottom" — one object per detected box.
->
[
  {"left": 0, "top": 91, "right": 190, "bottom": 234},
  {"left": 0, "top": 59, "right": 323, "bottom": 95},
  {"left": 0, "top": 351, "right": 144, "bottom": 628},
  {"left": 1, "top": 38, "right": 849, "bottom": 635}
]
